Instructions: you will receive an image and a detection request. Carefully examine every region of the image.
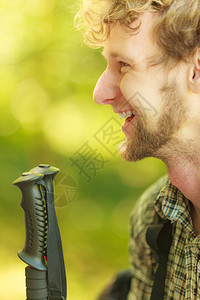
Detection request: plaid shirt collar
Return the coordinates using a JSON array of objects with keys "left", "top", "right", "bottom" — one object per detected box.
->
[{"left": 154, "top": 177, "right": 195, "bottom": 236}]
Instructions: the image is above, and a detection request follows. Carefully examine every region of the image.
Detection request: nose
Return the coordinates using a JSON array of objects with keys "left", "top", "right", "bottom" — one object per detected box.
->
[{"left": 93, "top": 68, "right": 121, "bottom": 105}]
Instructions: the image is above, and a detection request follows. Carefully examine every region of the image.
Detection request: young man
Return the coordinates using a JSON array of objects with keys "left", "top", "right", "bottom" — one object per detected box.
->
[{"left": 76, "top": 0, "right": 200, "bottom": 299}]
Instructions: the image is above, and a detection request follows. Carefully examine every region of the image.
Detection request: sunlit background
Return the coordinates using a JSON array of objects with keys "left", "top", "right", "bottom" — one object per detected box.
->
[{"left": 0, "top": 0, "right": 167, "bottom": 299}]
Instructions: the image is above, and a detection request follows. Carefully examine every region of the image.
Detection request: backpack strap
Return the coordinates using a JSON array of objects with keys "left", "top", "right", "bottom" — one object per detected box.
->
[{"left": 146, "top": 220, "right": 172, "bottom": 300}]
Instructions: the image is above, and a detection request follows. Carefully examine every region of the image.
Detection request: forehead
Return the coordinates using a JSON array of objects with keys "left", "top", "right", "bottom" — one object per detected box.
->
[{"left": 103, "top": 11, "right": 159, "bottom": 63}]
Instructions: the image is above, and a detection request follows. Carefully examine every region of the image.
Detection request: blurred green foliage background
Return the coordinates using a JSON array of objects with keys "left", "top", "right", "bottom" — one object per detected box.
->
[{"left": 0, "top": 0, "right": 167, "bottom": 299}]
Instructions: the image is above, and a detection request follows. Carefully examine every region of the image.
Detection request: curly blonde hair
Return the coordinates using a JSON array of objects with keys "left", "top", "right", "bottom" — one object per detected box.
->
[{"left": 75, "top": 0, "right": 200, "bottom": 63}]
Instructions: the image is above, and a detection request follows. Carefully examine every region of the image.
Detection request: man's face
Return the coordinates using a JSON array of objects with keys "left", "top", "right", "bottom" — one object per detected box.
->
[{"left": 93, "top": 11, "right": 187, "bottom": 161}]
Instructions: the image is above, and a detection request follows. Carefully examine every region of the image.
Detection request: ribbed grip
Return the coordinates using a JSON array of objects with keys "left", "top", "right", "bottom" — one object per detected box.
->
[
  {"left": 25, "top": 266, "right": 48, "bottom": 300},
  {"left": 13, "top": 172, "right": 47, "bottom": 270}
]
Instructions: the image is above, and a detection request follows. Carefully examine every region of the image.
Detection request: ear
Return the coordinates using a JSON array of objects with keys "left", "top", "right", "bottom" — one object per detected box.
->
[{"left": 188, "top": 49, "right": 200, "bottom": 93}]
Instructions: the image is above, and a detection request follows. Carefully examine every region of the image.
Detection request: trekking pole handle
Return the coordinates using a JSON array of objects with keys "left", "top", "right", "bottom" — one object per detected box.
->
[
  {"left": 30, "top": 164, "right": 67, "bottom": 300},
  {"left": 13, "top": 172, "right": 47, "bottom": 271}
]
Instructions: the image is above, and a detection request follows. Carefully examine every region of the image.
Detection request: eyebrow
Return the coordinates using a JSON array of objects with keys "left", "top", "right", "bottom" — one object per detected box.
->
[{"left": 101, "top": 49, "right": 134, "bottom": 64}]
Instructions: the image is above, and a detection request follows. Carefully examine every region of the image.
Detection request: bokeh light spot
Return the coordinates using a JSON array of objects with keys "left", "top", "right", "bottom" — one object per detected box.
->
[
  {"left": 42, "top": 100, "right": 90, "bottom": 155},
  {"left": 11, "top": 79, "right": 49, "bottom": 126},
  {"left": 69, "top": 199, "right": 104, "bottom": 231},
  {"left": 117, "top": 158, "right": 165, "bottom": 187}
]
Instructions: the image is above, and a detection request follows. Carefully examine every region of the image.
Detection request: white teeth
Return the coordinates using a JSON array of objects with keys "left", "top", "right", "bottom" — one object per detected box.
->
[
  {"left": 132, "top": 110, "right": 136, "bottom": 115},
  {"left": 118, "top": 110, "right": 136, "bottom": 120},
  {"left": 127, "top": 110, "right": 132, "bottom": 117}
]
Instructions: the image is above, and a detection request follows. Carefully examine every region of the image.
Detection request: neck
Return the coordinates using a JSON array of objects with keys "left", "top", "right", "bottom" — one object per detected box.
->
[
  {"left": 165, "top": 154, "right": 200, "bottom": 235},
  {"left": 155, "top": 137, "right": 200, "bottom": 235},
  {"left": 166, "top": 159, "right": 200, "bottom": 205},
  {"left": 156, "top": 135, "right": 200, "bottom": 204}
]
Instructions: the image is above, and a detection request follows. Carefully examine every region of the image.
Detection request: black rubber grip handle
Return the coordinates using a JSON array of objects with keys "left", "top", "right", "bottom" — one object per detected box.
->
[
  {"left": 30, "top": 164, "right": 67, "bottom": 300},
  {"left": 13, "top": 172, "right": 47, "bottom": 271}
]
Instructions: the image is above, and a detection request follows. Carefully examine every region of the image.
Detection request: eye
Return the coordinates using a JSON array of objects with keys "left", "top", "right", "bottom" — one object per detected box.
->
[{"left": 119, "top": 61, "right": 131, "bottom": 73}]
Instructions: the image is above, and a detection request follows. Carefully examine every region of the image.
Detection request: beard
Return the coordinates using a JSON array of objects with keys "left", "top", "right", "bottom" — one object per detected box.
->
[{"left": 118, "top": 82, "right": 187, "bottom": 162}]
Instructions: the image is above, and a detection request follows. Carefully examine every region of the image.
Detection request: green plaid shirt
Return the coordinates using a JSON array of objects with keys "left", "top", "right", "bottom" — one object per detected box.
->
[{"left": 128, "top": 175, "right": 199, "bottom": 300}]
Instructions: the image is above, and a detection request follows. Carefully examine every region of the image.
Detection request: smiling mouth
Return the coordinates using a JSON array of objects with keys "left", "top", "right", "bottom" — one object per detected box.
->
[
  {"left": 114, "top": 109, "right": 137, "bottom": 134},
  {"left": 118, "top": 109, "right": 136, "bottom": 120},
  {"left": 117, "top": 109, "right": 136, "bottom": 127}
]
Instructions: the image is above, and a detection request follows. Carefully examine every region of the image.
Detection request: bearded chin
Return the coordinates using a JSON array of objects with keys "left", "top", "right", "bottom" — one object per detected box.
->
[
  {"left": 118, "top": 139, "right": 140, "bottom": 162},
  {"left": 118, "top": 135, "right": 156, "bottom": 162},
  {"left": 118, "top": 131, "right": 167, "bottom": 162},
  {"left": 118, "top": 119, "right": 158, "bottom": 162}
]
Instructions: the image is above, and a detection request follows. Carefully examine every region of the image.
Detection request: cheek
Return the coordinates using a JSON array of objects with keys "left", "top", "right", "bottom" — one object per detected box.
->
[{"left": 120, "top": 70, "right": 163, "bottom": 117}]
